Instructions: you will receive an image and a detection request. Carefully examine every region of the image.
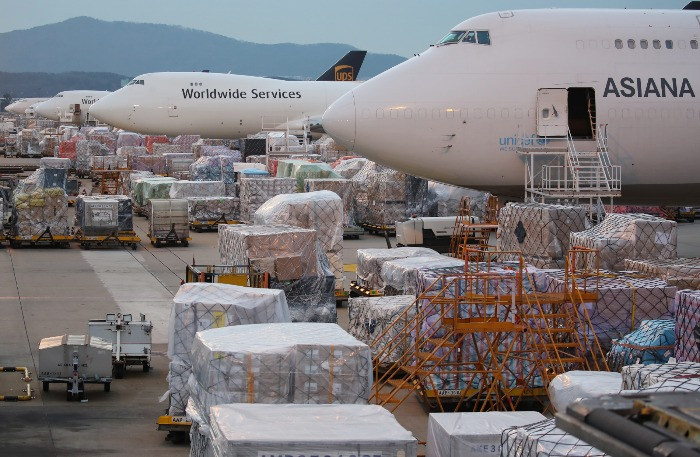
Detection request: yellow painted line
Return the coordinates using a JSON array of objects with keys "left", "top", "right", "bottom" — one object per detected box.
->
[{"left": 344, "top": 264, "right": 357, "bottom": 273}]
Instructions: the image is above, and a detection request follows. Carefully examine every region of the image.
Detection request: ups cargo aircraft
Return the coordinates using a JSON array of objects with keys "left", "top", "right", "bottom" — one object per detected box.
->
[
  {"left": 88, "top": 50, "right": 367, "bottom": 138},
  {"left": 34, "top": 90, "right": 111, "bottom": 125},
  {"left": 322, "top": 5, "right": 700, "bottom": 205},
  {"left": 5, "top": 97, "right": 49, "bottom": 115}
]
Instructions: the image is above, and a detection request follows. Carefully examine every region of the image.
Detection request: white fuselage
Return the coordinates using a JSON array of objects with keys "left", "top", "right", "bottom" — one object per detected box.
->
[
  {"left": 88, "top": 72, "right": 361, "bottom": 139},
  {"left": 322, "top": 9, "right": 700, "bottom": 205},
  {"left": 34, "top": 90, "right": 111, "bottom": 124},
  {"left": 5, "top": 98, "right": 49, "bottom": 115}
]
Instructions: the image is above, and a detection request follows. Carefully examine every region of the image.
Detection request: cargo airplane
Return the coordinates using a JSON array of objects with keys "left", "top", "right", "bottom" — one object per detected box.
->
[
  {"left": 88, "top": 51, "right": 368, "bottom": 138},
  {"left": 5, "top": 98, "right": 49, "bottom": 115},
  {"left": 34, "top": 90, "right": 111, "bottom": 125},
  {"left": 322, "top": 5, "right": 700, "bottom": 205}
]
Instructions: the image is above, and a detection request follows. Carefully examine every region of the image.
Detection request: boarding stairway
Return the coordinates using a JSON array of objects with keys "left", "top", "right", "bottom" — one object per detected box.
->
[
  {"left": 518, "top": 124, "right": 621, "bottom": 206},
  {"left": 369, "top": 247, "right": 608, "bottom": 413}
]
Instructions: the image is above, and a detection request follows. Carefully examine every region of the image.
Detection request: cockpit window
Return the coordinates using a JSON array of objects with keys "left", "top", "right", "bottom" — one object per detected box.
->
[
  {"left": 127, "top": 79, "right": 145, "bottom": 86},
  {"left": 463, "top": 30, "right": 491, "bottom": 45},
  {"left": 437, "top": 30, "right": 466, "bottom": 45}
]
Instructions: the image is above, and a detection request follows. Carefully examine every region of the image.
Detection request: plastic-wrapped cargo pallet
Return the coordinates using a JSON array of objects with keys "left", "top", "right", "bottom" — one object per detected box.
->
[
  {"left": 253, "top": 191, "right": 344, "bottom": 290},
  {"left": 547, "top": 371, "right": 622, "bottom": 413},
  {"left": 624, "top": 258, "right": 700, "bottom": 289},
  {"left": 39, "top": 157, "right": 72, "bottom": 169},
  {"left": 276, "top": 159, "right": 343, "bottom": 192},
  {"left": 380, "top": 255, "right": 468, "bottom": 296},
  {"left": 132, "top": 176, "right": 177, "bottom": 208},
  {"left": 621, "top": 361, "right": 700, "bottom": 390},
  {"left": 189, "top": 155, "right": 236, "bottom": 183},
  {"left": 90, "top": 155, "right": 126, "bottom": 171},
  {"left": 501, "top": 419, "right": 607, "bottom": 457},
  {"left": 356, "top": 247, "right": 441, "bottom": 291},
  {"left": 74, "top": 197, "right": 119, "bottom": 236},
  {"left": 166, "top": 282, "right": 290, "bottom": 416},
  {"left": 304, "top": 177, "right": 358, "bottom": 229},
  {"left": 168, "top": 180, "right": 225, "bottom": 199},
  {"left": 332, "top": 156, "right": 369, "bottom": 179},
  {"left": 152, "top": 143, "right": 184, "bottom": 155},
  {"left": 607, "top": 319, "right": 675, "bottom": 371},
  {"left": 207, "top": 404, "right": 417, "bottom": 457},
  {"left": 187, "top": 197, "right": 240, "bottom": 225},
  {"left": 171, "top": 134, "right": 200, "bottom": 149},
  {"left": 218, "top": 223, "right": 335, "bottom": 322},
  {"left": 427, "top": 182, "right": 490, "bottom": 218},
  {"left": 12, "top": 170, "right": 69, "bottom": 238},
  {"left": 348, "top": 295, "right": 416, "bottom": 361},
  {"left": 426, "top": 411, "right": 547, "bottom": 457},
  {"left": 238, "top": 176, "right": 296, "bottom": 223},
  {"left": 147, "top": 199, "right": 189, "bottom": 240},
  {"left": 145, "top": 135, "right": 169, "bottom": 153},
  {"left": 532, "top": 269, "right": 675, "bottom": 351},
  {"left": 674, "top": 290, "right": 700, "bottom": 362},
  {"left": 130, "top": 154, "right": 166, "bottom": 174},
  {"left": 75, "top": 140, "right": 111, "bottom": 175},
  {"left": 570, "top": 213, "right": 677, "bottom": 271},
  {"left": 497, "top": 202, "right": 591, "bottom": 268},
  {"left": 116, "top": 132, "right": 144, "bottom": 148},
  {"left": 161, "top": 152, "right": 194, "bottom": 176},
  {"left": 75, "top": 195, "right": 134, "bottom": 233}
]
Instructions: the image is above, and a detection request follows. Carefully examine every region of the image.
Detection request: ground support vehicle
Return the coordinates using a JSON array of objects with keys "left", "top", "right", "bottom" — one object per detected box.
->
[
  {"left": 74, "top": 229, "right": 140, "bottom": 250},
  {"left": 87, "top": 313, "right": 153, "bottom": 379}
]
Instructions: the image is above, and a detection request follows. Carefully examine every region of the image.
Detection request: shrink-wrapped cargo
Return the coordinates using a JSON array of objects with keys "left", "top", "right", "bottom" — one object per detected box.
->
[
  {"left": 147, "top": 199, "right": 189, "bottom": 240},
  {"left": 130, "top": 154, "right": 166, "bottom": 174},
  {"left": 90, "top": 155, "right": 126, "bottom": 170},
  {"left": 12, "top": 170, "right": 69, "bottom": 238},
  {"left": 426, "top": 411, "right": 547, "bottom": 457},
  {"left": 39, "top": 157, "right": 72, "bottom": 169},
  {"left": 624, "top": 257, "right": 700, "bottom": 289},
  {"left": 356, "top": 247, "right": 441, "bottom": 291},
  {"left": 116, "top": 132, "right": 144, "bottom": 148},
  {"left": 75, "top": 195, "right": 133, "bottom": 232},
  {"left": 132, "top": 176, "right": 177, "bottom": 207},
  {"left": 622, "top": 361, "right": 700, "bottom": 390},
  {"left": 607, "top": 319, "right": 675, "bottom": 371},
  {"left": 166, "top": 282, "right": 290, "bottom": 415},
  {"left": 276, "top": 159, "right": 343, "bottom": 192},
  {"left": 348, "top": 295, "right": 416, "bottom": 361},
  {"left": 570, "top": 213, "right": 677, "bottom": 271},
  {"left": 116, "top": 146, "right": 147, "bottom": 160},
  {"left": 163, "top": 153, "right": 194, "bottom": 176},
  {"left": 74, "top": 197, "right": 119, "bottom": 236},
  {"left": 331, "top": 157, "right": 369, "bottom": 179},
  {"left": 189, "top": 155, "right": 236, "bottom": 183},
  {"left": 533, "top": 269, "right": 675, "bottom": 351},
  {"left": 86, "top": 132, "right": 117, "bottom": 152},
  {"left": 75, "top": 140, "right": 111, "bottom": 174},
  {"left": 501, "top": 419, "right": 606, "bottom": 457},
  {"left": 152, "top": 143, "right": 184, "bottom": 155},
  {"left": 145, "top": 135, "right": 169, "bottom": 153},
  {"left": 497, "top": 202, "right": 591, "bottom": 268},
  {"left": 547, "top": 371, "right": 622, "bottom": 414},
  {"left": 427, "top": 182, "right": 490, "bottom": 218},
  {"left": 674, "top": 289, "right": 700, "bottom": 362},
  {"left": 238, "top": 177, "right": 296, "bottom": 222},
  {"left": 171, "top": 134, "right": 200, "bottom": 149},
  {"left": 187, "top": 197, "right": 240, "bottom": 224},
  {"left": 168, "top": 180, "right": 225, "bottom": 199},
  {"left": 206, "top": 404, "right": 416, "bottom": 457},
  {"left": 304, "top": 177, "right": 356, "bottom": 228},
  {"left": 380, "top": 255, "right": 467, "bottom": 295}
]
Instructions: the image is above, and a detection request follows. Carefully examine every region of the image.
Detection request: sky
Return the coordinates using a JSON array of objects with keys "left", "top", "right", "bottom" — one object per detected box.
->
[{"left": 0, "top": 0, "right": 691, "bottom": 58}]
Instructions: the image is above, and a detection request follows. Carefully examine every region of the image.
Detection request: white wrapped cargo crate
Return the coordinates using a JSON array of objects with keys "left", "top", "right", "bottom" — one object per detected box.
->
[
  {"left": 147, "top": 199, "right": 189, "bottom": 240},
  {"left": 188, "top": 323, "right": 372, "bottom": 411},
  {"left": 131, "top": 176, "right": 176, "bottom": 207},
  {"left": 130, "top": 154, "right": 166, "bottom": 174},
  {"left": 239, "top": 176, "right": 296, "bottom": 222},
  {"left": 625, "top": 257, "right": 700, "bottom": 289},
  {"left": 570, "top": 213, "right": 677, "bottom": 271},
  {"left": 166, "top": 282, "right": 290, "bottom": 416},
  {"left": 621, "top": 361, "right": 700, "bottom": 390},
  {"left": 168, "top": 180, "right": 225, "bottom": 199},
  {"left": 187, "top": 197, "right": 240, "bottom": 224},
  {"left": 208, "top": 404, "right": 417, "bottom": 457},
  {"left": 501, "top": 419, "right": 606, "bottom": 457},
  {"left": 304, "top": 177, "right": 357, "bottom": 228},
  {"left": 426, "top": 411, "right": 547, "bottom": 457},
  {"left": 39, "top": 157, "right": 72, "bottom": 169},
  {"left": 348, "top": 295, "right": 416, "bottom": 361},
  {"left": 547, "top": 371, "right": 622, "bottom": 414},
  {"left": 356, "top": 247, "right": 440, "bottom": 291},
  {"left": 497, "top": 202, "right": 591, "bottom": 268},
  {"left": 380, "top": 255, "right": 467, "bottom": 295}
]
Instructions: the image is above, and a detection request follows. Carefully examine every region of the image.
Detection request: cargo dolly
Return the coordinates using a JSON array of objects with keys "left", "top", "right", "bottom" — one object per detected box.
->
[
  {"left": 349, "top": 280, "right": 383, "bottom": 298},
  {"left": 149, "top": 224, "right": 190, "bottom": 247},
  {"left": 190, "top": 216, "right": 240, "bottom": 232},
  {"left": 74, "top": 229, "right": 140, "bottom": 250},
  {"left": 88, "top": 313, "right": 153, "bottom": 379},
  {"left": 8, "top": 227, "right": 72, "bottom": 248}
]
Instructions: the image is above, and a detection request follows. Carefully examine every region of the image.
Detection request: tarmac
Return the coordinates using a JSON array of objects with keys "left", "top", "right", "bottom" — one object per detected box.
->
[{"left": 0, "top": 159, "right": 698, "bottom": 455}]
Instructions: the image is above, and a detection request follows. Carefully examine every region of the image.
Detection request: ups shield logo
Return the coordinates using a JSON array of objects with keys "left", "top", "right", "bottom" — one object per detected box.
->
[{"left": 335, "top": 65, "right": 354, "bottom": 81}]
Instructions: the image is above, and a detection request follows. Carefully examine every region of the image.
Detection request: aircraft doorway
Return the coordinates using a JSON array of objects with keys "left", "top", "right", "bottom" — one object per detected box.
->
[{"left": 568, "top": 87, "right": 596, "bottom": 139}]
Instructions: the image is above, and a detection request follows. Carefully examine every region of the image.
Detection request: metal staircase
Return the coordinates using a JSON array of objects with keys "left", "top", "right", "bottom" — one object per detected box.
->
[
  {"left": 519, "top": 124, "right": 621, "bottom": 206},
  {"left": 369, "top": 247, "right": 606, "bottom": 413}
]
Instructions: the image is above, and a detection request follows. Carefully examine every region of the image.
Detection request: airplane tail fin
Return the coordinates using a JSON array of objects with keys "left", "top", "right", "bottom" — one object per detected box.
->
[{"left": 316, "top": 50, "right": 367, "bottom": 82}]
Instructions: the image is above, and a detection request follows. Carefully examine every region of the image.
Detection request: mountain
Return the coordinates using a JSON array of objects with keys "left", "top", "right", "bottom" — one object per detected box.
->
[
  {"left": 0, "top": 71, "right": 128, "bottom": 98},
  {"left": 0, "top": 17, "right": 406, "bottom": 80}
]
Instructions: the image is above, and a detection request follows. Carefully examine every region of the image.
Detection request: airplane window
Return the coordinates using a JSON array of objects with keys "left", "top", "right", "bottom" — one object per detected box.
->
[
  {"left": 615, "top": 39, "right": 623, "bottom": 49},
  {"left": 437, "top": 31, "right": 465, "bottom": 45},
  {"left": 653, "top": 40, "right": 661, "bottom": 49},
  {"left": 477, "top": 31, "right": 491, "bottom": 45},
  {"left": 666, "top": 40, "right": 674, "bottom": 49},
  {"left": 692, "top": 40, "right": 699, "bottom": 49},
  {"left": 542, "top": 108, "right": 550, "bottom": 119},
  {"left": 463, "top": 31, "right": 477, "bottom": 43},
  {"left": 640, "top": 39, "right": 649, "bottom": 49},
  {"left": 627, "top": 39, "right": 636, "bottom": 49}
]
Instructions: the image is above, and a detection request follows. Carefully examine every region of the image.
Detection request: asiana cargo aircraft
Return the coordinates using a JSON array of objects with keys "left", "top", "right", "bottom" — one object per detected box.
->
[
  {"left": 88, "top": 51, "right": 367, "bottom": 138},
  {"left": 34, "top": 90, "right": 111, "bottom": 126},
  {"left": 322, "top": 4, "right": 700, "bottom": 205}
]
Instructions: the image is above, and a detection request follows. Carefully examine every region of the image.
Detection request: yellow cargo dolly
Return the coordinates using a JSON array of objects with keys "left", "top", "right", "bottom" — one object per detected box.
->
[
  {"left": 190, "top": 216, "right": 240, "bottom": 232},
  {"left": 74, "top": 229, "right": 140, "bottom": 250},
  {"left": 158, "top": 264, "right": 269, "bottom": 443},
  {"left": 8, "top": 227, "right": 72, "bottom": 248}
]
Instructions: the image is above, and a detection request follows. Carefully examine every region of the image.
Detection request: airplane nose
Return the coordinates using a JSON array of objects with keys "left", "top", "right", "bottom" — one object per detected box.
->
[
  {"left": 33, "top": 102, "right": 53, "bottom": 120},
  {"left": 322, "top": 92, "right": 356, "bottom": 150},
  {"left": 88, "top": 98, "right": 110, "bottom": 123}
]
